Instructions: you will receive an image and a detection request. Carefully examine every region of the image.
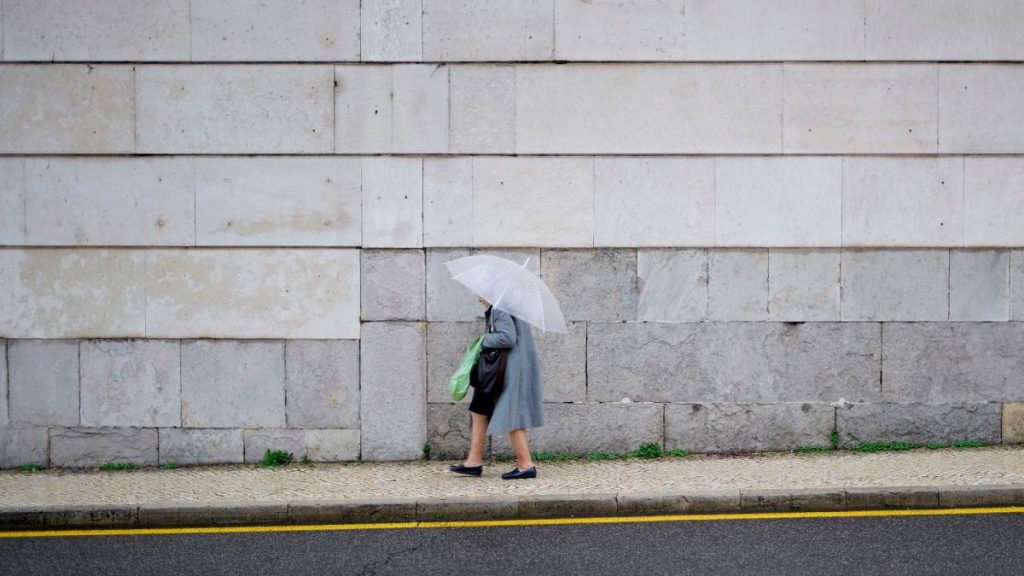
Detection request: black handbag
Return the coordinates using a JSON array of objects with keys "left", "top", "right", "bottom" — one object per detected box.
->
[{"left": 470, "top": 309, "right": 510, "bottom": 396}]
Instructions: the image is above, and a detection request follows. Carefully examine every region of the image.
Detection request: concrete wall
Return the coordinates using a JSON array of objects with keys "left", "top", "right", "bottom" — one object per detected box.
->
[{"left": 1, "top": 1, "right": 1023, "bottom": 466}]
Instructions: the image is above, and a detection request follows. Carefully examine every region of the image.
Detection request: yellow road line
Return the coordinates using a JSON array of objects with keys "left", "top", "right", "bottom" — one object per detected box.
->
[{"left": 2, "top": 506, "right": 1023, "bottom": 539}]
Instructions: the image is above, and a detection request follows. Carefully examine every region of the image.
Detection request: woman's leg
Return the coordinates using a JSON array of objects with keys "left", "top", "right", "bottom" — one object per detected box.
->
[
  {"left": 464, "top": 412, "right": 489, "bottom": 466},
  {"left": 508, "top": 428, "right": 534, "bottom": 470}
]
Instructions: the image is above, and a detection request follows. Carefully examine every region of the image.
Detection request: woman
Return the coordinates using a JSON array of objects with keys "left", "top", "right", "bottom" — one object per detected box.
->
[{"left": 449, "top": 295, "right": 544, "bottom": 479}]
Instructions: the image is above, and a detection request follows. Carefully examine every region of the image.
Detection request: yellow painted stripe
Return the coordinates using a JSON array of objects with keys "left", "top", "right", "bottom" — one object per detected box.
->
[{"left": 2, "top": 506, "right": 1023, "bottom": 539}]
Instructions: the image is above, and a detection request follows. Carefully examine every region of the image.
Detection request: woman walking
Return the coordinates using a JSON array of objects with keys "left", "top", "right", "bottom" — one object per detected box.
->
[{"left": 449, "top": 295, "right": 544, "bottom": 479}]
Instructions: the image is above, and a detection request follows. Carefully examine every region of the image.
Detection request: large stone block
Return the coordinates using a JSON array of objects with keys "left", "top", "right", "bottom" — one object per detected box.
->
[
  {"left": 285, "top": 340, "right": 360, "bottom": 428},
  {"left": 426, "top": 321, "right": 484, "bottom": 404},
  {"left": 881, "top": 323, "right": 1024, "bottom": 403},
  {"left": 449, "top": 65, "right": 516, "bottom": 154},
  {"left": 554, "top": 0, "right": 864, "bottom": 61},
  {"left": 594, "top": 157, "right": 715, "bottom": 247},
  {"left": 24, "top": 157, "right": 194, "bottom": 246},
  {"left": 195, "top": 157, "right": 361, "bottom": 247},
  {"left": 1004, "top": 404, "right": 1024, "bottom": 445},
  {"left": 783, "top": 63, "right": 938, "bottom": 153},
  {"left": 542, "top": 249, "right": 637, "bottom": 322},
  {"left": 491, "top": 403, "right": 663, "bottom": 455},
  {"left": 0, "top": 158, "right": 26, "bottom": 245},
  {"left": 2, "top": 0, "right": 188, "bottom": 61},
  {"left": 360, "top": 322, "right": 426, "bottom": 461},
  {"left": 80, "top": 340, "right": 181, "bottom": 428},
  {"left": 842, "top": 157, "right": 963, "bottom": 247},
  {"left": 8, "top": 340, "right": 79, "bottom": 426},
  {"left": 361, "top": 157, "right": 423, "bottom": 248},
  {"left": 840, "top": 249, "right": 949, "bottom": 321},
  {"left": 637, "top": 249, "right": 708, "bottom": 323},
  {"left": 426, "top": 249, "right": 477, "bottom": 321},
  {"left": 768, "top": 249, "right": 841, "bottom": 321},
  {"left": 0, "top": 249, "right": 147, "bottom": 338},
  {"left": 426, "top": 403, "right": 474, "bottom": 459},
  {"left": 836, "top": 403, "right": 1002, "bottom": 447},
  {"left": 0, "top": 340, "right": 6, "bottom": 427},
  {"left": 708, "top": 249, "right": 768, "bottom": 321},
  {"left": 964, "top": 158, "right": 1024, "bottom": 246},
  {"left": 949, "top": 250, "right": 1009, "bottom": 321},
  {"left": 423, "top": 158, "right": 473, "bottom": 247},
  {"left": 242, "top": 428, "right": 306, "bottom": 463},
  {"left": 136, "top": 65, "right": 334, "bottom": 153},
  {"left": 866, "top": 1, "right": 1024, "bottom": 60},
  {"left": 191, "top": 0, "right": 359, "bottom": 61},
  {"left": 0, "top": 65, "right": 134, "bottom": 153},
  {"left": 423, "top": 0, "right": 553, "bottom": 60},
  {"left": 392, "top": 64, "right": 449, "bottom": 153},
  {"left": 1013, "top": 251, "right": 1024, "bottom": 321},
  {"left": 145, "top": 249, "right": 360, "bottom": 339},
  {"left": 665, "top": 403, "right": 835, "bottom": 453},
  {"left": 472, "top": 157, "right": 594, "bottom": 247},
  {"left": 361, "top": 0, "right": 421, "bottom": 61},
  {"left": 516, "top": 64, "right": 782, "bottom": 153},
  {"left": 587, "top": 322, "right": 881, "bottom": 403},
  {"left": 158, "top": 428, "right": 244, "bottom": 465},
  {"left": 533, "top": 321, "right": 587, "bottom": 402},
  {"left": 305, "top": 429, "right": 360, "bottom": 462},
  {"left": 180, "top": 340, "right": 286, "bottom": 428},
  {"left": 716, "top": 157, "right": 842, "bottom": 247},
  {"left": 334, "top": 65, "right": 392, "bottom": 153},
  {"left": 361, "top": 250, "right": 425, "bottom": 321},
  {"left": 50, "top": 427, "right": 159, "bottom": 468},
  {"left": 0, "top": 427, "right": 48, "bottom": 469},
  {"left": 939, "top": 64, "right": 1024, "bottom": 153}
]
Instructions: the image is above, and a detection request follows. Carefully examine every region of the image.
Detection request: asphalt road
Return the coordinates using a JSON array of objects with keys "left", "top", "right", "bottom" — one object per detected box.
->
[{"left": 2, "top": 511, "right": 1023, "bottom": 575}]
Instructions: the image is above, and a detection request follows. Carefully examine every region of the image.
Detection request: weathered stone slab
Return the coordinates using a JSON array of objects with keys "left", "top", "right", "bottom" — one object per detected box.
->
[
  {"left": 393, "top": 64, "right": 449, "bottom": 154},
  {"left": 361, "top": 0, "right": 421, "bottom": 61},
  {"left": 0, "top": 427, "right": 48, "bottom": 469},
  {"left": 191, "top": 0, "right": 359, "bottom": 61},
  {"left": 426, "top": 321, "right": 485, "bottom": 404},
  {"left": 136, "top": 65, "right": 334, "bottom": 153},
  {"left": 836, "top": 403, "right": 1002, "bottom": 448},
  {"left": 949, "top": 250, "right": 1009, "bottom": 321},
  {"left": 842, "top": 157, "right": 963, "bottom": 247},
  {"left": 472, "top": 157, "right": 594, "bottom": 247},
  {"left": 716, "top": 157, "right": 842, "bottom": 247},
  {"left": 145, "top": 249, "right": 360, "bottom": 339},
  {"left": 0, "top": 340, "right": 6, "bottom": 427},
  {"left": 708, "top": 249, "right": 768, "bottom": 321},
  {"left": 840, "top": 249, "right": 949, "bottom": 321},
  {"left": 426, "top": 403, "right": 474, "bottom": 459},
  {"left": 158, "top": 428, "right": 244, "bottom": 465},
  {"left": 939, "top": 64, "right": 1024, "bottom": 153},
  {"left": 516, "top": 64, "right": 781, "bottom": 153},
  {"left": 594, "top": 157, "right": 715, "bottom": 247},
  {"left": 8, "top": 340, "right": 79, "bottom": 426},
  {"left": 2, "top": 0, "right": 189, "bottom": 61},
  {"left": 243, "top": 428, "right": 305, "bottom": 463},
  {"left": 533, "top": 321, "right": 587, "bottom": 402},
  {"left": 542, "top": 249, "right": 636, "bottom": 322},
  {"left": 665, "top": 403, "right": 834, "bottom": 454},
  {"left": 0, "top": 65, "right": 134, "bottom": 153},
  {"left": 1004, "top": 404, "right": 1024, "bottom": 445},
  {"left": 964, "top": 158, "right": 1024, "bottom": 247},
  {"left": 180, "top": 340, "right": 286, "bottom": 428},
  {"left": 80, "top": 339, "right": 181, "bottom": 427},
  {"left": 617, "top": 490, "right": 743, "bottom": 515},
  {"left": 637, "top": 249, "right": 708, "bottom": 322},
  {"left": 449, "top": 66, "right": 516, "bottom": 154},
  {"left": 845, "top": 487, "right": 939, "bottom": 510},
  {"left": 285, "top": 340, "right": 360, "bottom": 428},
  {"left": 866, "top": 1, "right": 1024, "bottom": 60},
  {"left": 768, "top": 249, "right": 840, "bottom": 321},
  {"left": 195, "top": 157, "right": 360, "bottom": 247},
  {"left": 784, "top": 63, "right": 937, "bottom": 153},
  {"left": 1014, "top": 251, "right": 1024, "bottom": 321},
  {"left": 0, "top": 158, "right": 26, "bottom": 245},
  {"left": 360, "top": 322, "right": 426, "bottom": 461},
  {"left": 881, "top": 323, "right": 1024, "bottom": 403},
  {"left": 423, "top": 158, "right": 473, "bottom": 247},
  {"left": 305, "top": 429, "right": 360, "bottom": 461},
  {"left": 334, "top": 65, "right": 392, "bottom": 153},
  {"left": 361, "top": 157, "right": 423, "bottom": 248},
  {"left": 361, "top": 250, "right": 425, "bottom": 321},
  {"left": 491, "top": 402, "right": 663, "bottom": 456},
  {"left": 554, "top": 0, "right": 864, "bottom": 61},
  {"left": 587, "top": 322, "right": 881, "bottom": 403},
  {"left": 50, "top": 427, "right": 158, "bottom": 468},
  {"left": 423, "top": 0, "right": 552, "bottom": 60},
  {"left": 426, "top": 249, "right": 477, "bottom": 321}
]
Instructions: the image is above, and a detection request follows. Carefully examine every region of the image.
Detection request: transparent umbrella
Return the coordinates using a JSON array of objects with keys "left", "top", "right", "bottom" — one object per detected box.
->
[{"left": 444, "top": 254, "right": 568, "bottom": 334}]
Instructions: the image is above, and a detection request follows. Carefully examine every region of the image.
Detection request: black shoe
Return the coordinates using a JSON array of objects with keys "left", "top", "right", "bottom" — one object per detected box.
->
[
  {"left": 501, "top": 466, "right": 537, "bottom": 480},
  {"left": 449, "top": 463, "right": 483, "bottom": 476}
]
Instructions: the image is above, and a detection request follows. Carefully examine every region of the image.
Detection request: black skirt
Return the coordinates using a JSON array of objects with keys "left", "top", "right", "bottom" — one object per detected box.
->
[{"left": 468, "top": 385, "right": 499, "bottom": 418}]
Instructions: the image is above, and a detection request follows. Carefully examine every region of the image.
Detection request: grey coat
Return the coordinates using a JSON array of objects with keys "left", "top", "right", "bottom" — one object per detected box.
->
[{"left": 481, "top": 306, "right": 545, "bottom": 435}]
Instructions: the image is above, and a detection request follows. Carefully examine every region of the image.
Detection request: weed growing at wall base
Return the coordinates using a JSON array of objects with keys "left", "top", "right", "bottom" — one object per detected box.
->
[
  {"left": 258, "top": 449, "right": 293, "bottom": 467},
  {"left": 99, "top": 462, "right": 139, "bottom": 471}
]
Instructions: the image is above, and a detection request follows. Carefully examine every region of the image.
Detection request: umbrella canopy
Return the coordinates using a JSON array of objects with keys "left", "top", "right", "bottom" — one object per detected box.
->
[{"left": 444, "top": 254, "right": 568, "bottom": 334}]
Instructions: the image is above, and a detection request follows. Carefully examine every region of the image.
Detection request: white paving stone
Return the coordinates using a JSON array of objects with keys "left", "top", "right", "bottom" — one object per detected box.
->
[
  {"left": 449, "top": 65, "right": 516, "bottom": 154},
  {"left": 361, "top": 157, "right": 423, "bottom": 248},
  {"left": 949, "top": 250, "right": 1010, "bottom": 321},
  {"left": 392, "top": 64, "right": 449, "bottom": 154},
  {"left": 423, "top": 158, "right": 473, "bottom": 247},
  {"left": 940, "top": 65, "right": 1024, "bottom": 153},
  {"left": 866, "top": 0, "right": 1024, "bottom": 61},
  {"left": 0, "top": 159, "right": 26, "bottom": 245},
  {"left": 841, "top": 250, "right": 949, "bottom": 321},
  {"left": 423, "top": 0, "right": 553, "bottom": 60},
  {"left": 964, "top": 158, "right": 1024, "bottom": 247},
  {"left": 361, "top": 0, "right": 422, "bottom": 61},
  {"left": 768, "top": 249, "right": 841, "bottom": 321},
  {"left": 334, "top": 65, "right": 392, "bottom": 153}
]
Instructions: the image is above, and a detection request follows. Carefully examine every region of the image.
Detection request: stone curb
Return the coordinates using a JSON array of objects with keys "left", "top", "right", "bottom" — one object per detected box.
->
[{"left": 1, "top": 484, "right": 1022, "bottom": 531}]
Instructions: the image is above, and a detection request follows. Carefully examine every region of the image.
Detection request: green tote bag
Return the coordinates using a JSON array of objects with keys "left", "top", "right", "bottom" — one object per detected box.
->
[{"left": 449, "top": 335, "right": 483, "bottom": 401}]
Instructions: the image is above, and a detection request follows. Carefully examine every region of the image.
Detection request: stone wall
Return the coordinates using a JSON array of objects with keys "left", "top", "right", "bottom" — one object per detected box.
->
[{"left": 1, "top": 1, "right": 1023, "bottom": 467}]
